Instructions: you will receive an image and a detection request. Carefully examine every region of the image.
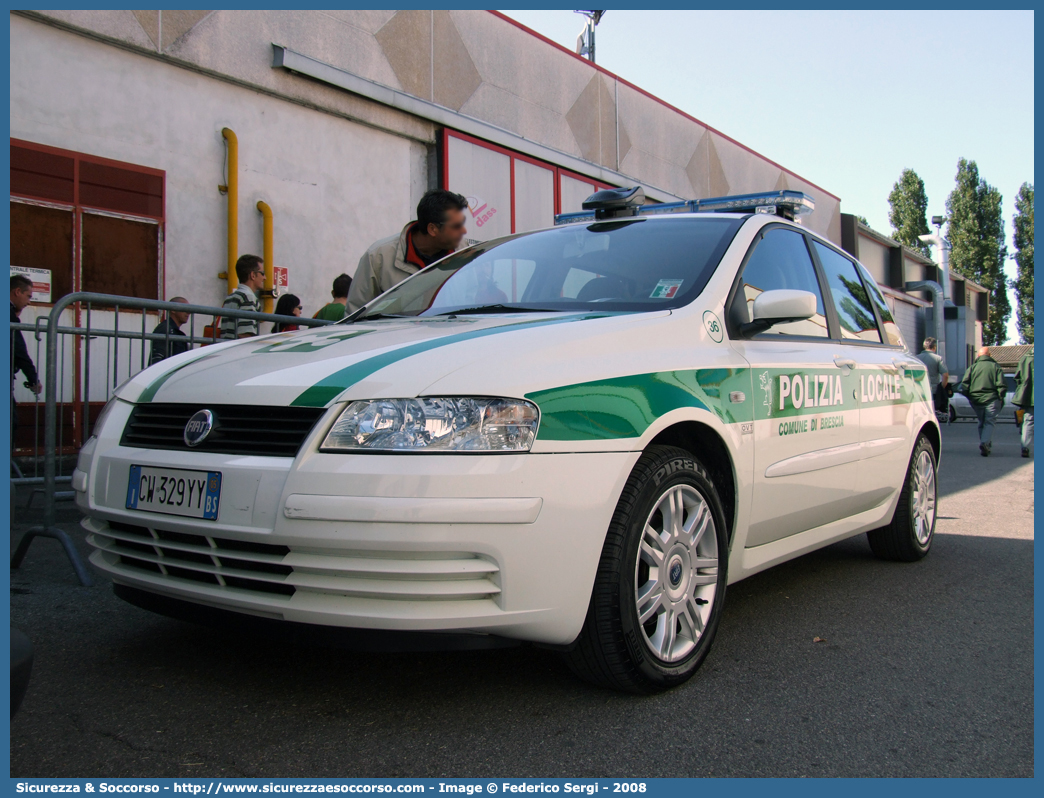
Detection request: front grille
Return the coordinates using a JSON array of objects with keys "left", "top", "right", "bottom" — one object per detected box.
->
[
  {"left": 121, "top": 404, "right": 326, "bottom": 457},
  {"left": 86, "top": 520, "right": 501, "bottom": 603},
  {"left": 99, "top": 520, "right": 295, "bottom": 597}
]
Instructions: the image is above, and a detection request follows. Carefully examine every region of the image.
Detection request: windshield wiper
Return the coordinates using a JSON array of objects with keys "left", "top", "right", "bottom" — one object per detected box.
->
[
  {"left": 350, "top": 312, "right": 409, "bottom": 323},
  {"left": 434, "top": 304, "right": 555, "bottom": 317}
]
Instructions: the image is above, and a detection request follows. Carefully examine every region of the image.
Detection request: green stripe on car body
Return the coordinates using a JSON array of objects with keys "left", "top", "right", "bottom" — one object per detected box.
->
[
  {"left": 290, "top": 313, "right": 615, "bottom": 408},
  {"left": 528, "top": 365, "right": 931, "bottom": 442},
  {"left": 749, "top": 366, "right": 931, "bottom": 422},
  {"left": 528, "top": 369, "right": 753, "bottom": 441},
  {"left": 138, "top": 352, "right": 224, "bottom": 403}
]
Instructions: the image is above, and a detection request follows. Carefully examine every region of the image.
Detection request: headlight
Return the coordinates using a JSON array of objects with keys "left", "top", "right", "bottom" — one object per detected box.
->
[{"left": 321, "top": 398, "right": 539, "bottom": 452}]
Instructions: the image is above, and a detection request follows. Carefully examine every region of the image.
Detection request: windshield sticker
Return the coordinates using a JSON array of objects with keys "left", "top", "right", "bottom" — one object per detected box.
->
[{"left": 650, "top": 279, "right": 683, "bottom": 299}]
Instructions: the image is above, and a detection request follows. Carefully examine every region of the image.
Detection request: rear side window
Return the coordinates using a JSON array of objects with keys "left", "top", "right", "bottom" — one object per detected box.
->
[
  {"left": 812, "top": 242, "right": 882, "bottom": 343},
  {"left": 736, "top": 228, "right": 829, "bottom": 338},
  {"left": 854, "top": 262, "right": 905, "bottom": 347}
]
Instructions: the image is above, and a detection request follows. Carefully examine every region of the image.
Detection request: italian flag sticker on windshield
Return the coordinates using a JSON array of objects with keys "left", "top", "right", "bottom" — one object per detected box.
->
[{"left": 650, "top": 279, "right": 683, "bottom": 299}]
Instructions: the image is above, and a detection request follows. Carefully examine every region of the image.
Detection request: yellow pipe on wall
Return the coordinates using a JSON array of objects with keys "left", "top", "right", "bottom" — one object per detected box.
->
[
  {"left": 221, "top": 127, "right": 239, "bottom": 292},
  {"left": 256, "top": 200, "right": 275, "bottom": 314}
]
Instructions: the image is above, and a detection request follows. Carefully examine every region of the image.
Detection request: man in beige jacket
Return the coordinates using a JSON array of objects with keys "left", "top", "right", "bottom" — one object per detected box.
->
[{"left": 347, "top": 189, "right": 469, "bottom": 312}]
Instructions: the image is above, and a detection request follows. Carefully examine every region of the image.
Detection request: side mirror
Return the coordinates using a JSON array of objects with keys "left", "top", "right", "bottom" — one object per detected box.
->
[{"left": 741, "top": 289, "right": 817, "bottom": 337}]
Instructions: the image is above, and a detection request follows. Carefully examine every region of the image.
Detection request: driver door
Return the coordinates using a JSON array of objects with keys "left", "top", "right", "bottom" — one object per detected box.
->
[{"left": 727, "top": 227, "right": 863, "bottom": 547}]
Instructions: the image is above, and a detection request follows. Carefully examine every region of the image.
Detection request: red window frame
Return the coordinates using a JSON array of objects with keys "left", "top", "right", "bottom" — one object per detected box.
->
[
  {"left": 441, "top": 129, "right": 615, "bottom": 232},
  {"left": 10, "top": 138, "right": 167, "bottom": 302}
]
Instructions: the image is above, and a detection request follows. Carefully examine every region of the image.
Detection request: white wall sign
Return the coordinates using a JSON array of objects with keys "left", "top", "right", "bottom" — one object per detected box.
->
[{"left": 11, "top": 265, "right": 52, "bottom": 303}]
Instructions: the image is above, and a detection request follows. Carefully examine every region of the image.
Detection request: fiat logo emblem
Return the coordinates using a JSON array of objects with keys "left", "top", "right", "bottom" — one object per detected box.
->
[{"left": 184, "top": 409, "right": 215, "bottom": 447}]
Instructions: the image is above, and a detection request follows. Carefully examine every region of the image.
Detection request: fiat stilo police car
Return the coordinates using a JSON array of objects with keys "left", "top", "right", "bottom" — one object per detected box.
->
[{"left": 75, "top": 187, "right": 939, "bottom": 692}]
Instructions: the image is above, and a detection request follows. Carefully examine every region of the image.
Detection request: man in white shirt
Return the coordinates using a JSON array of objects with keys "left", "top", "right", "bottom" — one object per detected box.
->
[{"left": 219, "top": 255, "right": 264, "bottom": 339}]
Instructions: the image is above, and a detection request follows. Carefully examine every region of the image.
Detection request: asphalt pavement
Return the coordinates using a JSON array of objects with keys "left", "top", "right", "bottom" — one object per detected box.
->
[{"left": 9, "top": 418, "right": 1034, "bottom": 778}]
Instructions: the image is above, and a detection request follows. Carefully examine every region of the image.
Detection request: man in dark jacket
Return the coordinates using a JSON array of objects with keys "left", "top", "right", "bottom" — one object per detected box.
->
[
  {"left": 957, "top": 346, "right": 1007, "bottom": 457},
  {"left": 10, "top": 274, "right": 42, "bottom": 453},
  {"left": 1013, "top": 350, "right": 1033, "bottom": 458},
  {"left": 148, "top": 296, "right": 192, "bottom": 366}
]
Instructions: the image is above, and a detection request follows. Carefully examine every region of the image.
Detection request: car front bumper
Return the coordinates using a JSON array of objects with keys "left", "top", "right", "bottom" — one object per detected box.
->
[{"left": 77, "top": 402, "right": 639, "bottom": 646}]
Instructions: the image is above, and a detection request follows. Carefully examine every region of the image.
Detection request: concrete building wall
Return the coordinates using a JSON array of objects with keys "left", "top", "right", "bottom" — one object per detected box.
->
[
  {"left": 889, "top": 293, "right": 926, "bottom": 351},
  {"left": 11, "top": 16, "right": 428, "bottom": 310},
  {"left": 902, "top": 252, "right": 934, "bottom": 285},
  {"left": 18, "top": 9, "right": 842, "bottom": 243},
  {"left": 855, "top": 235, "right": 890, "bottom": 286}
]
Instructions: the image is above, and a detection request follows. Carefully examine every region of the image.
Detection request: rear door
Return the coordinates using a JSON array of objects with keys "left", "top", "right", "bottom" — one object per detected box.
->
[
  {"left": 726, "top": 226, "right": 863, "bottom": 548},
  {"left": 810, "top": 242, "right": 920, "bottom": 506}
]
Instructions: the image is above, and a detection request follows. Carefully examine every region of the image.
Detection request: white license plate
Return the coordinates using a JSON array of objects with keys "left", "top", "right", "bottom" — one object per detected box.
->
[{"left": 126, "top": 465, "right": 221, "bottom": 520}]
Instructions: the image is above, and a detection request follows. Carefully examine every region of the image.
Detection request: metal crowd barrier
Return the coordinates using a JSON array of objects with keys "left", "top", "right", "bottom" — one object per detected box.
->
[{"left": 10, "top": 292, "right": 334, "bottom": 585}]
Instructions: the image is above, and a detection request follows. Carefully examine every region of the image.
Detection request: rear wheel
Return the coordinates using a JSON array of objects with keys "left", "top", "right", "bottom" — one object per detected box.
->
[
  {"left": 565, "top": 446, "right": 729, "bottom": 693},
  {"left": 867, "top": 435, "right": 937, "bottom": 562}
]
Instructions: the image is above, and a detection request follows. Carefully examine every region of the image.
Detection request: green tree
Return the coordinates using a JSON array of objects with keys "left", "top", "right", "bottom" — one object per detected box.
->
[
  {"left": 888, "top": 168, "right": 931, "bottom": 257},
  {"left": 946, "top": 158, "right": 1010, "bottom": 345},
  {"left": 1011, "top": 182, "right": 1034, "bottom": 344}
]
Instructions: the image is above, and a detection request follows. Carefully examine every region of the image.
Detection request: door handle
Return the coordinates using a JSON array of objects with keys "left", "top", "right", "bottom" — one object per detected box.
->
[
  {"left": 833, "top": 357, "right": 856, "bottom": 370},
  {"left": 891, "top": 357, "right": 908, "bottom": 375}
]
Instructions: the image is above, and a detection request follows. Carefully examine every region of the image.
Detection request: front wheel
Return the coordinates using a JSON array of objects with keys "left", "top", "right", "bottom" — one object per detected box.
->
[
  {"left": 867, "top": 435, "right": 937, "bottom": 562},
  {"left": 565, "top": 446, "right": 729, "bottom": 693}
]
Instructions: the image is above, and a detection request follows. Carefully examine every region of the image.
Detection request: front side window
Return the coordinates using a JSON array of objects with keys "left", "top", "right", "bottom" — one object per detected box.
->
[
  {"left": 358, "top": 217, "right": 743, "bottom": 318},
  {"left": 812, "top": 241, "right": 882, "bottom": 343},
  {"left": 735, "top": 228, "right": 829, "bottom": 338}
]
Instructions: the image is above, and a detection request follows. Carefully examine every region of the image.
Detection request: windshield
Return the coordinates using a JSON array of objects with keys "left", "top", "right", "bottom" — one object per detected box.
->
[{"left": 356, "top": 216, "right": 744, "bottom": 318}]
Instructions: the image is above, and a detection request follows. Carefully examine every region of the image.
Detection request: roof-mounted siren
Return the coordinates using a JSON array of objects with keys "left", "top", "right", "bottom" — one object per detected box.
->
[
  {"left": 691, "top": 190, "right": 815, "bottom": 222},
  {"left": 581, "top": 185, "right": 646, "bottom": 220}
]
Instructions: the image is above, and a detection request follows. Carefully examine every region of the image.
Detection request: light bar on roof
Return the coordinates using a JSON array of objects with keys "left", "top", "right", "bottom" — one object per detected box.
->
[
  {"left": 554, "top": 188, "right": 815, "bottom": 225},
  {"left": 690, "top": 190, "right": 815, "bottom": 217}
]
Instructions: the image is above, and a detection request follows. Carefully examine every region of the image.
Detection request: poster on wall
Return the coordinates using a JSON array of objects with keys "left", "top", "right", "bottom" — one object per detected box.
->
[
  {"left": 447, "top": 135, "right": 513, "bottom": 245},
  {"left": 443, "top": 131, "right": 607, "bottom": 243},
  {"left": 10, "top": 265, "right": 52, "bottom": 302},
  {"left": 273, "top": 266, "right": 289, "bottom": 296}
]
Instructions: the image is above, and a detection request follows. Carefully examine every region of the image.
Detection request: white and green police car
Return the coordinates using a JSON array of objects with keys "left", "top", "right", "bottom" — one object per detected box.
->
[{"left": 76, "top": 188, "right": 939, "bottom": 692}]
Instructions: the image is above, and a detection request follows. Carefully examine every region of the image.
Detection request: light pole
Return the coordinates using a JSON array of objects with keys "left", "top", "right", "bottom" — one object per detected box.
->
[
  {"left": 575, "top": 10, "right": 606, "bottom": 63},
  {"left": 918, "top": 214, "right": 952, "bottom": 303}
]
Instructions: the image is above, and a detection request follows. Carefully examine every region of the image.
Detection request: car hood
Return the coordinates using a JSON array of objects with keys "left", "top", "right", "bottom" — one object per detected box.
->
[{"left": 119, "top": 311, "right": 669, "bottom": 408}]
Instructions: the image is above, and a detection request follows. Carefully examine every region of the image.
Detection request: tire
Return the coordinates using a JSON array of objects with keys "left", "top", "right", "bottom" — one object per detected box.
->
[
  {"left": 564, "top": 445, "right": 729, "bottom": 693},
  {"left": 948, "top": 404, "right": 957, "bottom": 424},
  {"left": 867, "top": 435, "right": 937, "bottom": 562}
]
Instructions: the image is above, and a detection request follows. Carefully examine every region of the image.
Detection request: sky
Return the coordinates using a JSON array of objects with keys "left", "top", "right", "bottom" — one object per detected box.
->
[{"left": 500, "top": 10, "right": 1034, "bottom": 344}]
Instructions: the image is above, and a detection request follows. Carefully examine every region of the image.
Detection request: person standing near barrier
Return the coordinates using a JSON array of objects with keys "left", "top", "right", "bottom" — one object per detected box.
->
[
  {"left": 957, "top": 345, "right": 1007, "bottom": 457},
  {"left": 10, "top": 274, "right": 42, "bottom": 453},
  {"left": 1013, "top": 349, "right": 1034, "bottom": 458},
  {"left": 917, "top": 337, "right": 949, "bottom": 415},
  {"left": 148, "top": 296, "right": 191, "bottom": 366},
  {"left": 219, "top": 255, "right": 264, "bottom": 339},
  {"left": 274, "top": 293, "right": 303, "bottom": 332},
  {"left": 347, "top": 189, "right": 469, "bottom": 312},
  {"left": 313, "top": 273, "right": 352, "bottom": 322}
]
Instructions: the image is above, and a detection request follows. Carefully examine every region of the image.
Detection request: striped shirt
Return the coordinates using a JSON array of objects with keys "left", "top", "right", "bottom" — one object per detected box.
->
[{"left": 219, "top": 285, "right": 260, "bottom": 339}]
